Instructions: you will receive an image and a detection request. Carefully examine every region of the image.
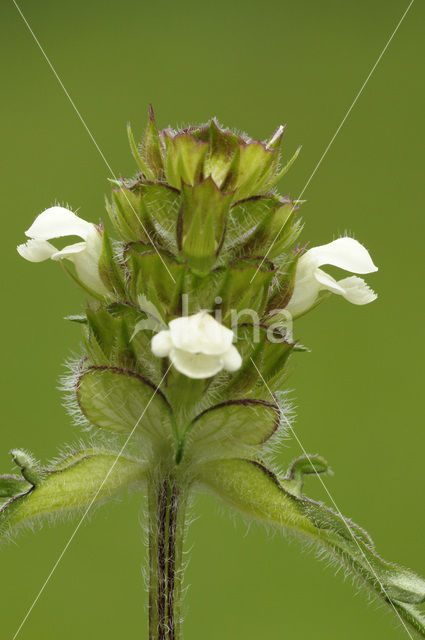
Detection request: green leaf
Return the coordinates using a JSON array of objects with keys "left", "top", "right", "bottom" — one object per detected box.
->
[
  {"left": 0, "top": 450, "right": 145, "bottom": 538},
  {"left": 198, "top": 457, "right": 425, "bottom": 636},
  {"left": 77, "top": 366, "right": 173, "bottom": 442},
  {"left": 10, "top": 449, "right": 44, "bottom": 487},
  {"left": 0, "top": 475, "right": 31, "bottom": 498},
  {"left": 198, "top": 458, "right": 303, "bottom": 524},
  {"left": 283, "top": 455, "right": 330, "bottom": 498},
  {"left": 186, "top": 399, "right": 280, "bottom": 459},
  {"left": 179, "top": 178, "right": 232, "bottom": 275}
]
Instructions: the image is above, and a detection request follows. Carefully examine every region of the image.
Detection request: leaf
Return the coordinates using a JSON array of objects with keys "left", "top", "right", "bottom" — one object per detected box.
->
[
  {"left": 77, "top": 366, "right": 173, "bottom": 443},
  {"left": 186, "top": 399, "right": 280, "bottom": 459},
  {"left": 0, "top": 450, "right": 145, "bottom": 538},
  {"left": 198, "top": 457, "right": 425, "bottom": 636},
  {"left": 10, "top": 449, "right": 44, "bottom": 487},
  {"left": 0, "top": 475, "right": 31, "bottom": 498},
  {"left": 283, "top": 454, "right": 330, "bottom": 498}
]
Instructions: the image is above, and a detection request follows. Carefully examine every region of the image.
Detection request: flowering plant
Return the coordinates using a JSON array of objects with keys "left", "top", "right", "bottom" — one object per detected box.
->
[{"left": 4, "top": 110, "right": 425, "bottom": 638}]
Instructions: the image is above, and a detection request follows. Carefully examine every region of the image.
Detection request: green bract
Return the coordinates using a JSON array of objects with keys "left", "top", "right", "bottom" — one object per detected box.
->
[{"left": 7, "top": 110, "right": 424, "bottom": 639}]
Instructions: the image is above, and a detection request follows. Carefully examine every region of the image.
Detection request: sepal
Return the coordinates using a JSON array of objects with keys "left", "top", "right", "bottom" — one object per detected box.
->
[
  {"left": 98, "top": 228, "right": 126, "bottom": 297},
  {"left": 142, "top": 106, "right": 165, "bottom": 179},
  {"left": 220, "top": 258, "right": 274, "bottom": 319},
  {"left": 124, "top": 243, "right": 185, "bottom": 313},
  {"left": 164, "top": 134, "right": 208, "bottom": 189},
  {"left": 106, "top": 187, "right": 153, "bottom": 243},
  {"left": 178, "top": 179, "right": 232, "bottom": 275}
]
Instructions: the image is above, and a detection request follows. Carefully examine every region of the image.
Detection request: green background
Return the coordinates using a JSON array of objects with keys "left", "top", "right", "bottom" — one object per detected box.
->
[{"left": 1, "top": 0, "right": 424, "bottom": 638}]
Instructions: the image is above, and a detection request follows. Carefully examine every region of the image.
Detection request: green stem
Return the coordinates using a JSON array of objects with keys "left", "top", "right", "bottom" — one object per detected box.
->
[{"left": 148, "top": 475, "right": 187, "bottom": 640}]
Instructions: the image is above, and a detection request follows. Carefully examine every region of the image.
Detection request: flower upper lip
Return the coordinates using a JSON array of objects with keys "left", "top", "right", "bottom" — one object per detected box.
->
[
  {"left": 17, "top": 206, "right": 108, "bottom": 296},
  {"left": 285, "top": 237, "right": 378, "bottom": 318}
]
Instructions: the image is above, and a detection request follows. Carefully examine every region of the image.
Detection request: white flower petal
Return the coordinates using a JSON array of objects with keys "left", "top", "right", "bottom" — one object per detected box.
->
[
  {"left": 25, "top": 206, "right": 94, "bottom": 241},
  {"left": 169, "top": 311, "right": 234, "bottom": 355},
  {"left": 337, "top": 276, "right": 378, "bottom": 305},
  {"left": 221, "top": 345, "right": 242, "bottom": 372},
  {"left": 150, "top": 312, "right": 242, "bottom": 379},
  {"left": 51, "top": 242, "right": 87, "bottom": 260},
  {"left": 151, "top": 331, "right": 173, "bottom": 357},
  {"left": 314, "top": 268, "right": 345, "bottom": 294},
  {"left": 169, "top": 348, "right": 224, "bottom": 379},
  {"left": 17, "top": 238, "right": 57, "bottom": 262},
  {"left": 307, "top": 237, "right": 378, "bottom": 274},
  {"left": 285, "top": 271, "right": 321, "bottom": 318},
  {"left": 51, "top": 228, "right": 107, "bottom": 295}
]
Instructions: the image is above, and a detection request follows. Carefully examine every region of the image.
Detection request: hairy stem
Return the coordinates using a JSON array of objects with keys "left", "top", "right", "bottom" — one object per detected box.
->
[{"left": 148, "top": 475, "right": 187, "bottom": 640}]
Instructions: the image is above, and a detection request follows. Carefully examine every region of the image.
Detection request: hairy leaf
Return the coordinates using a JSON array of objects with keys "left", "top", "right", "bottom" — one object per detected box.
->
[
  {"left": 77, "top": 366, "right": 173, "bottom": 443},
  {"left": 198, "top": 457, "right": 425, "bottom": 636},
  {"left": 186, "top": 399, "right": 279, "bottom": 460},
  {"left": 0, "top": 450, "right": 145, "bottom": 538}
]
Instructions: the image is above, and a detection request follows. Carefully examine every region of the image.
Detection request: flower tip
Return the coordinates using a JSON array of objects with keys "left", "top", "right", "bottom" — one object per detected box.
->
[
  {"left": 222, "top": 345, "right": 243, "bottom": 372},
  {"left": 151, "top": 331, "right": 173, "bottom": 358},
  {"left": 17, "top": 238, "right": 56, "bottom": 262}
]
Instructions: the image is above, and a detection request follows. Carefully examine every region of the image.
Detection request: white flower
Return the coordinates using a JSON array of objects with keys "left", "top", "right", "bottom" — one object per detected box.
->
[
  {"left": 151, "top": 311, "right": 242, "bottom": 379},
  {"left": 17, "top": 206, "right": 108, "bottom": 295},
  {"left": 285, "top": 237, "right": 378, "bottom": 317}
]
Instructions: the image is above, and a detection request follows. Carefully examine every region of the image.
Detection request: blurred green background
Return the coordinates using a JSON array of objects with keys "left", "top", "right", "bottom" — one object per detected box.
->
[{"left": 1, "top": 0, "right": 424, "bottom": 638}]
